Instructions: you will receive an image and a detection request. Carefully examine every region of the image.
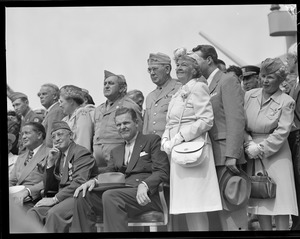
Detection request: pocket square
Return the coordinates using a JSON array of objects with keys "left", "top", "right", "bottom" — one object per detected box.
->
[{"left": 140, "top": 151, "right": 148, "bottom": 157}]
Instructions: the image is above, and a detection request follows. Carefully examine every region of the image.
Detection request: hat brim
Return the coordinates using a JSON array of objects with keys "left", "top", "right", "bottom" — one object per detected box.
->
[
  {"left": 219, "top": 168, "right": 251, "bottom": 211},
  {"left": 92, "top": 183, "right": 133, "bottom": 192},
  {"left": 243, "top": 72, "right": 258, "bottom": 77}
]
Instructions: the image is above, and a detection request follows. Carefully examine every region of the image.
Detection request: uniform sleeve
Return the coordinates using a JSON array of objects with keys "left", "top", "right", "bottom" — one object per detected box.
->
[
  {"left": 74, "top": 109, "right": 94, "bottom": 152},
  {"left": 179, "top": 82, "right": 214, "bottom": 142},
  {"left": 261, "top": 98, "right": 295, "bottom": 158},
  {"left": 142, "top": 96, "right": 150, "bottom": 135}
]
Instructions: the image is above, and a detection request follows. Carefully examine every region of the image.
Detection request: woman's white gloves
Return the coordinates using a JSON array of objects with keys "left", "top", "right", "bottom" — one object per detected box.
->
[
  {"left": 161, "top": 133, "right": 184, "bottom": 155},
  {"left": 244, "top": 141, "right": 264, "bottom": 159}
]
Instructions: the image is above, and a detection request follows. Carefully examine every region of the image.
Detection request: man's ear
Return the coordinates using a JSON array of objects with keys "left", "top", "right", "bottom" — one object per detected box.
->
[{"left": 69, "top": 131, "right": 74, "bottom": 140}]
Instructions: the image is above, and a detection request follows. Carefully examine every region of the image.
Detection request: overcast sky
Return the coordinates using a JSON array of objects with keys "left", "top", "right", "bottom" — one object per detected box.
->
[{"left": 6, "top": 5, "right": 291, "bottom": 111}]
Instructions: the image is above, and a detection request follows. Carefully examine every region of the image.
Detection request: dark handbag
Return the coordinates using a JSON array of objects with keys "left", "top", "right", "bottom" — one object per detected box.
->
[{"left": 250, "top": 158, "right": 276, "bottom": 199}]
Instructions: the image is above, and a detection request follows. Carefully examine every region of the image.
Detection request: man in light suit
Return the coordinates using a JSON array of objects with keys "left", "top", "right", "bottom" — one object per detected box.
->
[
  {"left": 192, "top": 44, "right": 247, "bottom": 231},
  {"left": 38, "top": 83, "right": 66, "bottom": 148},
  {"left": 9, "top": 122, "right": 50, "bottom": 211},
  {"left": 143, "top": 52, "right": 181, "bottom": 137},
  {"left": 286, "top": 42, "right": 300, "bottom": 230},
  {"left": 70, "top": 107, "right": 170, "bottom": 232},
  {"left": 27, "top": 121, "right": 98, "bottom": 232}
]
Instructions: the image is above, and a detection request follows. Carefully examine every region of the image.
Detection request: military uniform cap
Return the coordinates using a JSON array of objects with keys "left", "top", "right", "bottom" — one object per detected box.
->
[
  {"left": 241, "top": 65, "right": 260, "bottom": 77},
  {"left": 10, "top": 92, "right": 28, "bottom": 102},
  {"left": 104, "top": 70, "right": 126, "bottom": 82},
  {"left": 148, "top": 52, "right": 171, "bottom": 65},
  {"left": 51, "top": 121, "right": 71, "bottom": 134},
  {"left": 260, "top": 58, "right": 284, "bottom": 76}
]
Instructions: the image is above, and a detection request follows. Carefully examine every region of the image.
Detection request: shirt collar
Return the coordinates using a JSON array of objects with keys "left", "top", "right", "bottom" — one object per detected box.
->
[
  {"left": 32, "top": 143, "right": 43, "bottom": 155},
  {"left": 207, "top": 68, "right": 220, "bottom": 87},
  {"left": 47, "top": 101, "right": 59, "bottom": 112},
  {"left": 125, "top": 131, "right": 138, "bottom": 145},
  {"left": 156, "top": 76, "right": 172, "bottom": 90}
]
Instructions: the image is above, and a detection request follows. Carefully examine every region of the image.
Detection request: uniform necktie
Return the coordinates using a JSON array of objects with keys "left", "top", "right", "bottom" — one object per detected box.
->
[
  {"left": 24, "top": 150, "right": 34, "bottom": 166},
  {"left": 124, "top": 142, "right": 132, "bottom": 165}
]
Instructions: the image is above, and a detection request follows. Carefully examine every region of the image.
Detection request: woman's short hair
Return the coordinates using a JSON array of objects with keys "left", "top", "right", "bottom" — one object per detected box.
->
[
  {"left": 23, "top": 122, "right": 46, "bottom": 140},
  {"left": 60, "top": 85, "right": 84, "bottom": 105},
  {"left": 173, "top": 47, "right": 202, "bottom": 78}
]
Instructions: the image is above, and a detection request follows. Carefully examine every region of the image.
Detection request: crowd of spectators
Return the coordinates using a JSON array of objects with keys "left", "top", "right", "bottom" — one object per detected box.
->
[{"left": 7, "top": 42, "right": 299, "bottom": 233}]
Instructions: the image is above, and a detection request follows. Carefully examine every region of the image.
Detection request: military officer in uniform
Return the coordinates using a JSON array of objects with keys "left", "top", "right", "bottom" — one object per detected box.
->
[
  {"left": 93, "top": 70, "right": 143, "bottom": 173},
  {"left": 10, "top": 92, "right": 43, "bottom": 154},
  {"left": 143, "top": 52, "right": 181, "bottom": 137}
]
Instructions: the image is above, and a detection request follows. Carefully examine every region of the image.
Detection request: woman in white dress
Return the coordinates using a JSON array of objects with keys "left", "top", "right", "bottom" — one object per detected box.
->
[
  {"left": 161, "top": 48, "right": 222, "bottom": 231},
  {"left": 59, "top": 85, "right": 94, "bottom": 152},
  {"left": 244, "top": 58, "right": 298, "bottom": 230}
]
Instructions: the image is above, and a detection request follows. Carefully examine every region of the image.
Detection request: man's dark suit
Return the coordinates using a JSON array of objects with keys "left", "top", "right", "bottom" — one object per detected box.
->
[
  {"left": 27, "top": 142, "right": 98, "bottom": 232},
  {"left": 289, "top": 80, "right": 300, "bottom": 230},
  {"left": 70, "top": 132, "right": 170, "bottom": 232},
  {"left": 42, "top": 102, "right": 65, "bottom": 148}
]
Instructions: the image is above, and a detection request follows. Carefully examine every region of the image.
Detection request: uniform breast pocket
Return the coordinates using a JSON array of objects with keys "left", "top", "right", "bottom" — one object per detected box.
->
[
  {"left": 266, "top": 107, "right": 281, "bottom": 121},
  {"left": 160, "top": 103, "right": 169, "bottom": 113}
]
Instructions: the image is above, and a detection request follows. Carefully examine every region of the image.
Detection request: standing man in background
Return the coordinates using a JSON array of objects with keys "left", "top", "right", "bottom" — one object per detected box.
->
[
  {"left": 192, "top": 44, "right": 247, "bottom": 231},
  {"left": 10, "top": 92, "right": 43, "bottom": 154},
  {"left": 286, "top": 42, "right": 300, "bottom": 230},
  {"left": 38, "top": 83, "right": 65, "bottom": 148},
  {"left": 143, "top": 52, "right": 181, "bottom": 137},
  {"left": 240, "top": 65, "right": 260, "bottom": 91}
]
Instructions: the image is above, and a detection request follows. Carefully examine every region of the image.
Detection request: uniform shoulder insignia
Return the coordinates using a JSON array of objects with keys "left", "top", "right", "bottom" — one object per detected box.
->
[{"left": 289, "top": 101, "right": 295, "bottom": 110}]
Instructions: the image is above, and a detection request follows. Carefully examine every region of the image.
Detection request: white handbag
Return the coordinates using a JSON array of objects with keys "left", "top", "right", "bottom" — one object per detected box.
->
[
  {"left": 171, "top": 84, "right": 208, "bottom": 167},
  {"left": 172, "top": 133, "right": 208, "bottom": 167}
]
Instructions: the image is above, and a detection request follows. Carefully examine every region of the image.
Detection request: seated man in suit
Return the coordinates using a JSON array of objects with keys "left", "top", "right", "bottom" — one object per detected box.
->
[
  {"left": 70, "top": 107, "right": 170, "bottom": 232},
  {"left": 9, "top": 122, "right": 50, "bottom": 211},
  {"left": 27, "top": 121, "right": 98, "bottom": 233}
]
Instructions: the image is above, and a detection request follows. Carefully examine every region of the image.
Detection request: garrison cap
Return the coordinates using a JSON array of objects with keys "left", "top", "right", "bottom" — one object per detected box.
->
[
  {"left": 104, "top": 70, "right": 126, "bottom": 82},
  {"left": 10, "top": 92, "right": 28, "bottom": 102},
  {"left": 51, "top": 121, "right": 71, "bottom": 134},
  {"left": 241, "top": 65, "right": 260, "bottom": 77},
  {"left": 260, "top": 58, "right": 284, "bottom": 76},
  {"left": 147, "top": 52, "right": 171, "bottom": 65}
]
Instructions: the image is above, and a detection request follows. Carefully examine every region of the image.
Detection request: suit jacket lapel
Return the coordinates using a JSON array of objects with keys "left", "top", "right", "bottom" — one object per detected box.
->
[
  {"left": 126, "top": 133, "right": 144, "bottom": 173},
  {"left": 18, "top": 144, "right": 46, "bottom": 184},
  {"left": 209, "top": 70, "right": 222, "bottom": 93}
]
